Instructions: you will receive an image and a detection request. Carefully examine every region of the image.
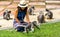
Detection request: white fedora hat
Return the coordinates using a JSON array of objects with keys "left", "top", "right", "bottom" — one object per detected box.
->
[{"left": 18, "top": 0, "right": 29, "bottom": 7}]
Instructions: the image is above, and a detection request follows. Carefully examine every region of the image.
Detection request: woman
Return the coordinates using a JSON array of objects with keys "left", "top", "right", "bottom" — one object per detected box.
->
[{"left": 13, "top": 0, "right": 30, "bottom": 32}]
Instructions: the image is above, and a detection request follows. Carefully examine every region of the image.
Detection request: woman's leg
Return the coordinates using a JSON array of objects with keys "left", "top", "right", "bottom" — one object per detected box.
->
[{"left": 13, "top": 20, "right": 28, "bottom": 32}]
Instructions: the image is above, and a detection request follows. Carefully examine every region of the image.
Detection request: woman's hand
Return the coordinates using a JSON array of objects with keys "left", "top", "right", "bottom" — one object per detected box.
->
[{"left": 14, "top": 9, "right": 21, "bottom": 25}]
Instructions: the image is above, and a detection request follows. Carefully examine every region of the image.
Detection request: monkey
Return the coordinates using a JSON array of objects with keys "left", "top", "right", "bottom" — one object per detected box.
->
[
  {"left": 45, "top": 9, "right": 53, "bottom": 19},
  {"left": 37, "top": 11, "right": 45, "bottom": 23},
  {"left": 3, "top": 10, "right": 11, "bottom": 20},
  {"left": 28, "top": 6, "right": 35, "bottom": 15}
]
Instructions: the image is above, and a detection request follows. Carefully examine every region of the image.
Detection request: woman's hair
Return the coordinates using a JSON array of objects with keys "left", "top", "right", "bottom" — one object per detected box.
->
[
  {"left": 17, "top": 6, "right": 21, "bottom": 11},
  {"left": 17, "top": 6, "right": 27, "bottom": 12}
]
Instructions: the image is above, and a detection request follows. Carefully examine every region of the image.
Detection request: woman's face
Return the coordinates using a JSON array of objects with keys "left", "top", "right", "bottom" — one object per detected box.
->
[{"left": 21, "top": 7, "right": 25, "bottom": 10}]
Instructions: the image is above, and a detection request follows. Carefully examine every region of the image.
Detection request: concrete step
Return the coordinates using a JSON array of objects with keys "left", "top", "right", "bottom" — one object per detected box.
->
[
  {"left": 13, "top": 2, "right": 45, "bottom": 6},
  {"left": 0, "top": 1, "right": 11, "bottom": 6},
  {"left": 46, "top": 0, "right": 60, "bottom": 1},
  {"left": 7, "top": 2, "right": 45, "bottom": 8},
  {"left": 46, "top": 5, "right": 60, "bottom": 9},
  {"left": 13, "top": 0, "right": 20, "bottom": 3},
  {"left": 7, "top": 4, "right": 17, "bottom": 9},
  {"left": 13, "top": 0, "right": 45, "bottom": 3},
  {"left": 0, "top": 8, "right": 5, "bottom": 12},
  {"left": 29, "top": 2, "right": 45, "bottom": 6},
  {"left": 46, "top": 1, "right": 60, "bottom": 5}
]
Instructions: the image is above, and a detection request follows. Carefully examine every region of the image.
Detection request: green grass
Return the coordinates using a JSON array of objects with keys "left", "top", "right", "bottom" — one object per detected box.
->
[{"left": 0, "top": 22, "right": 60, "bottom": 37}]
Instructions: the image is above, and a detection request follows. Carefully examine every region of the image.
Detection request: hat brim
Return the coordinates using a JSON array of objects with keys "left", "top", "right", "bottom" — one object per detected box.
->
[{"left": 18, "top": 4, "right": 28, "bottom": 7}]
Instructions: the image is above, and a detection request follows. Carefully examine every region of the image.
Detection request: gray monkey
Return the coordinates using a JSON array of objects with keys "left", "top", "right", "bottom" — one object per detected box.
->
[
  {"left": 45, "top": 9, "right": 53, "bottom": 19},
  {"left": 37, "top": 11, "right": 45, "bottom": 23}
]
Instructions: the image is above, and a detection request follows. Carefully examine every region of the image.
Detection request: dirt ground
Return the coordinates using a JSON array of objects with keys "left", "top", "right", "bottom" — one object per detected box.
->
[{"left": 0, "top": 9, "right": 60, "bottom": 29}]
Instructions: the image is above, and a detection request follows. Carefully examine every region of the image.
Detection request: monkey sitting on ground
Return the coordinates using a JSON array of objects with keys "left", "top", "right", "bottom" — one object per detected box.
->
[
  {"left": 45, "top": 9, "right": 53, "bottom": 19},
  {"left": 28, "top": 6, "right": 35, "bottom": 15},
  {"left": 3, "top": 10, "right": 11, "bottom": 20},
  {"left": 37, "top": 11, "right": 45, "bottom": 23}
]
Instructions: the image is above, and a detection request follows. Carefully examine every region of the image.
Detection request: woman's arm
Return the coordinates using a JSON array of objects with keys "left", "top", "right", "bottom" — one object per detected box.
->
[
  {"left": 14, "top": 9, "right": 20, "bottom": 24},
  {"left": 25, "top": 11, "right": 30, "bottom": 23}
]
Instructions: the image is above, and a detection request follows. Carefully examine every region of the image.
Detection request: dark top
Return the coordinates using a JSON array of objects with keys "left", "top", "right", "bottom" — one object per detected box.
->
[{"left": 17, "top": 7, "right": 27, "bottom": 22}]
